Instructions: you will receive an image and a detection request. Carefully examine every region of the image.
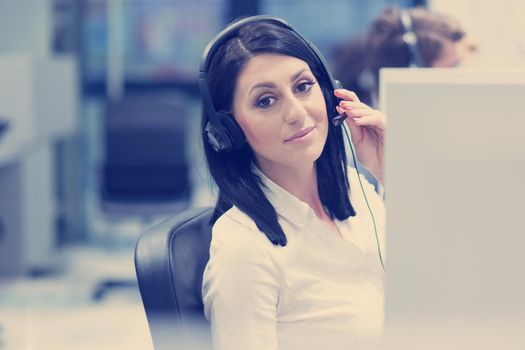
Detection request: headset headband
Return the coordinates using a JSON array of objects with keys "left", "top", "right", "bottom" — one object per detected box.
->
[
  {"left": 199, "top": 15, "right": 347, "bottom": 153},
  {"left": 400, "top": 9, "right": 425, "bottom": 68},
  {"left": 199, "top": 15, "right": 341, "bottom": 117}
]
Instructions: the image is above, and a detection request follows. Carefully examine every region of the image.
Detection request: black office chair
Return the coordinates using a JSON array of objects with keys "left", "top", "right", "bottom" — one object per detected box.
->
[
  {"left": 101, "top": 94, "right": 191, "bottom": 216},
  {"left": 92, "top": 95, "right": 192, "bottom": 302},
  {"left": 0, "top": 118, "right": 8, "bottom": 139},
  {"left": 135, "top": 207, "right": 214, "bottom": 350},
  {"left": 0, "top": 118, "right": 8, "bottom": 243}
]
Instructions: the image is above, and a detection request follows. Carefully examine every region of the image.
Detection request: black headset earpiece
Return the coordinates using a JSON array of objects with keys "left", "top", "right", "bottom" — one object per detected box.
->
[
  {"left": 204, "top": 110, "right": 246, "bottom": 153},
  {"left": 199, "top": 15, "right": 347, "bottom": 153},
  {"left": 400, "top": 9, "right": 425, "bottom": 68},
  {"left": 199, "top": 60, "right": 247, "bottom": 153},
  {"left": 202, "top": 112, "right": 241, "bottom": 152},
  {"left": 203, "top": 112, "right": 233, "bottom": 153}
]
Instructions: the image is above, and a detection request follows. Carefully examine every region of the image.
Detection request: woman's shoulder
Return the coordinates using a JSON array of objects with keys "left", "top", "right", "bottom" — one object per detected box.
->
[
  {"left": 210, "top": 205, "right": 276, "bottom": 263},
  {"left": 213, "top": 206, "right": 266, "bottom": 245},
  {"left": 347, "top": 166, "right": 385, "bottom": 199},
  {"left": 347, "top": 166, "right": 375, "bottom": 190},
  {"left": 214, "top": 205, "right": 259, "bottom": 235}
]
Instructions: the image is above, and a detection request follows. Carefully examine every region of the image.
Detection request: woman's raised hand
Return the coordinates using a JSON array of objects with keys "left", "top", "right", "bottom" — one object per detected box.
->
[{"left": 334, "top": 89, "right": 386, "bottom": 185}]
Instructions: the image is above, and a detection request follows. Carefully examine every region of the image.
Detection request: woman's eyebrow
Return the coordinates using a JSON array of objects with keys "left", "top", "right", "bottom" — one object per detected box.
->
[
  {"left": 290, "top": 68, "right": 308, "bottom": 82},
  {"left": 248, "top": 68, "right": 309, "bottom": 95}
]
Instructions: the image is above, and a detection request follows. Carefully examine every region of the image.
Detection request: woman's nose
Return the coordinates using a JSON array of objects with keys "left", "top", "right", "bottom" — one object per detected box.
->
[
  {"left": 463, "top": 35, "right": 478, "bottom": 53},
  {"left": 283, "top": 95, "right": 308, "bottom": 124}
]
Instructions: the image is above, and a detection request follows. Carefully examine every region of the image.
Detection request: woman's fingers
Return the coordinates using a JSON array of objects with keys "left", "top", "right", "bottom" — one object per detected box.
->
[
  {"left": 350, "top": 115, "right": 384, "bottom": 127},
  {"left": 342, "top": 107, "right": 369, "bottom": 118},
  {"left": 334, "top": 89, "right": 361, "bottom": 103},
  {"left": 339, "top": 100, "right": 366, "bottom": 109},
  {"left": 335, "top": 105, "right": 346, "bottom": 118},
  {"left": 338, "top": 102, "right": 375, "bottom": 118},
  {"left": 336, "top": 105, "right": 370, "bottom": 119},
  {"left": 337, "top": 101, "right": 386, "bottom": 127},
  {"left": 337, "top": 101, "right": 367, "bottom": 115},
  {"left": 336, "top": 106, "right": 362, "bottom": 140}
]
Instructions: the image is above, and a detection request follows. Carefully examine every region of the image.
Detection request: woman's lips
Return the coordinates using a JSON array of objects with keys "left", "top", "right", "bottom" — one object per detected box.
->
[{"left": 284, "top": 126, "right": 314, "bottom": 143}]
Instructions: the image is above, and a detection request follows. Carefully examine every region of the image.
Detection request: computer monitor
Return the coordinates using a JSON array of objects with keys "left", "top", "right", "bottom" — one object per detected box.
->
[
  {"left": 380, "top": 68, "right": 525, "bottom": 350},
  {"left": 82, "top": 0, "right": 227, "bottom": 82}
]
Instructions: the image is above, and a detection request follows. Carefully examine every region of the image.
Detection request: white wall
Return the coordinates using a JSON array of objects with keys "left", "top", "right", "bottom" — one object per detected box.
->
[
  {"left": 0, "top": 0, "right": 52, "bottom": 56},
  {"left": 0, "top": 0, "right": 81, "bottom": 274}
]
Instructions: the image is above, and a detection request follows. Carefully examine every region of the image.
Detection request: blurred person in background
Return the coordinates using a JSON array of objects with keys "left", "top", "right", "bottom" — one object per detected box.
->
[{"left": 332, "top": 6, "right": 478, "bottom": 107}]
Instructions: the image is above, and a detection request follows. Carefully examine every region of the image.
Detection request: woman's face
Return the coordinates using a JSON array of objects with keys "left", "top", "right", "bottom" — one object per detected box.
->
[
  {"left": 232, "top": 53, "right": 328, "bottom": 173},
  {"left": 432, "top": 35, "right": 478, "bottom": 67}
]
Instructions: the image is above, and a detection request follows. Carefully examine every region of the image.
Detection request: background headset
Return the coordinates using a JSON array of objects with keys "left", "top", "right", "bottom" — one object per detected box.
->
[
  {"left": 356, "top": 9, "right": 424, "bottom": 107},
  {"left": 199, "top": 15, "right": 384, "bottom": 269},
  {"left": 400, "top": 8, "right": 425, "bottom": 68}
]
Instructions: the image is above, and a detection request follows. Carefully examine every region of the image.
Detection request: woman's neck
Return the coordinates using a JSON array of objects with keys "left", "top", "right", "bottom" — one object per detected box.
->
[{"left": 256, "top": 160, "right": 327, "bottom": 219}]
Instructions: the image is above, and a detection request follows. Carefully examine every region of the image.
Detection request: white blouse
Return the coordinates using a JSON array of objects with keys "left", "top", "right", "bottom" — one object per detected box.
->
[{"left": 202, "top": 167, "right": 386, "bottom": 350}]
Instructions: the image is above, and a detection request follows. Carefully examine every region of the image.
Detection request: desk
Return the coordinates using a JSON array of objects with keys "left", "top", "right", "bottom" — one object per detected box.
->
[
  {"left": 0, "top": 305, "right": 153, "bottom": 350},
  {"left": 386, "top": 317, "right": 525, "bottom": 350}
]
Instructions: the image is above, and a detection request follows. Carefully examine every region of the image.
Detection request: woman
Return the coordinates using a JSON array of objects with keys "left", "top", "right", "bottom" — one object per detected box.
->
[
  {"left": 200, "top": 16, "right": 386, "bottom": 350},
  {"left": 333, "top": 6, "right": 478, "bottom": 107}
]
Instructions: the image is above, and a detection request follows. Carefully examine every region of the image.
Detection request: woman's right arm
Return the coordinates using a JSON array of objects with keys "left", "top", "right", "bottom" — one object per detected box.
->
[{"left": 202, "top": 219, "right": 280, "bottom": 350}]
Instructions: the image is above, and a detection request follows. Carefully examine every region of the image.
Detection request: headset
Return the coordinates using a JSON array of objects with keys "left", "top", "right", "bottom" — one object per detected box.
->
[
  {"left": 199, "top": 15, "right": 347, "bottom": 154},
  {"left": 199, "top": 15, "right": 384, "bottom": 270},
  {"left": 356, "top": 9, "right": 423, "bottom": 108},
  {"left": 399, "top": 8, "right": 425, "bottom": 68}
]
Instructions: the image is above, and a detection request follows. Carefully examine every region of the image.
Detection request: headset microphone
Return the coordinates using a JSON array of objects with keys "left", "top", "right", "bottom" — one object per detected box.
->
[
  {"left": 332, "top": 79, "right": 348, "bottom": 126},
  {"left": 332, "top": 114, "right": 347, "bottom": 126},
  {"left": 332, "top": 112, "right": 347, "bottom": 126}
]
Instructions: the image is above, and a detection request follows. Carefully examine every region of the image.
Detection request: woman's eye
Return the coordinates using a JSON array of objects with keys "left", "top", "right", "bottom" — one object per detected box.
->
[
  {"left": 296, "top": 80, "right": 315, "bottom": 93},
  {"left": 256, "top": 96, "right": 276, "bottom": 108}
]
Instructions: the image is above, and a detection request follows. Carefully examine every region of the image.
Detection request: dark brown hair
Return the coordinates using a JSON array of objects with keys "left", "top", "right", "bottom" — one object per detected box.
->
[{"left": 203, "top": 19, "right": 355, "bottom": 246}]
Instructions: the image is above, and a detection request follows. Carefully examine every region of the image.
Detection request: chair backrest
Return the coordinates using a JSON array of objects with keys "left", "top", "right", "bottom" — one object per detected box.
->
[
  {"left": 103, "top": 95, "right": 190, "bottom": 202},
  {"left": 135, "top": 207, "right": 214, "bottom": 350},
  {"left": 0, "top": 118, "right": 8, "bottom": 138}
]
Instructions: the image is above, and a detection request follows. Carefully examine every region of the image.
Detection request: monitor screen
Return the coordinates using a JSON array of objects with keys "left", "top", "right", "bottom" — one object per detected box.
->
[
  {"left": 260, "top": 0, "right": 412, "bottom": 57},
  {"left": 83, "top": 0, "right": 227, "bottom": 82}
]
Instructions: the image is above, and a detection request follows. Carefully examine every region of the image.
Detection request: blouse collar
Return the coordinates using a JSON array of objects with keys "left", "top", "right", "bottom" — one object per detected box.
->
[{"left": 251, "top": 164, "right": 313, "bottom": 228}]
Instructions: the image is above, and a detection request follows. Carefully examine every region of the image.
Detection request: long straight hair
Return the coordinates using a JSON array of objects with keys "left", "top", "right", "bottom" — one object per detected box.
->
[{"left": 202, "top": 19, "right": 355, "bottom": 246}]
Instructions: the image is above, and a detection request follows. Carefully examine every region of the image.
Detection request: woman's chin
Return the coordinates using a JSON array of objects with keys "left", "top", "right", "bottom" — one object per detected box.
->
[{"left": 282, "top": 146, "right": 324, "bottom": 167}]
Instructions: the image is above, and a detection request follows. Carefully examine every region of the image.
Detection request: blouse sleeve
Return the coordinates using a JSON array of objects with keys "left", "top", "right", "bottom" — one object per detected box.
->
[{"left": 202, "top": 214, "right": 280, "bottom": 350}]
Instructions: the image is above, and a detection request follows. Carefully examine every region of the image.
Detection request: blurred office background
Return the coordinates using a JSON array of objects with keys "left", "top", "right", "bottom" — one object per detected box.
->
[{"left": 0, "top": 0, "right": 523, "bottom": 349}]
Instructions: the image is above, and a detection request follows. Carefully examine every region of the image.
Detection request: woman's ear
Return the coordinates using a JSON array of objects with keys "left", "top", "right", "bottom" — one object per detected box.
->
[{"left": 320, "top": 84, "right": 338, "bottom": 122}]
